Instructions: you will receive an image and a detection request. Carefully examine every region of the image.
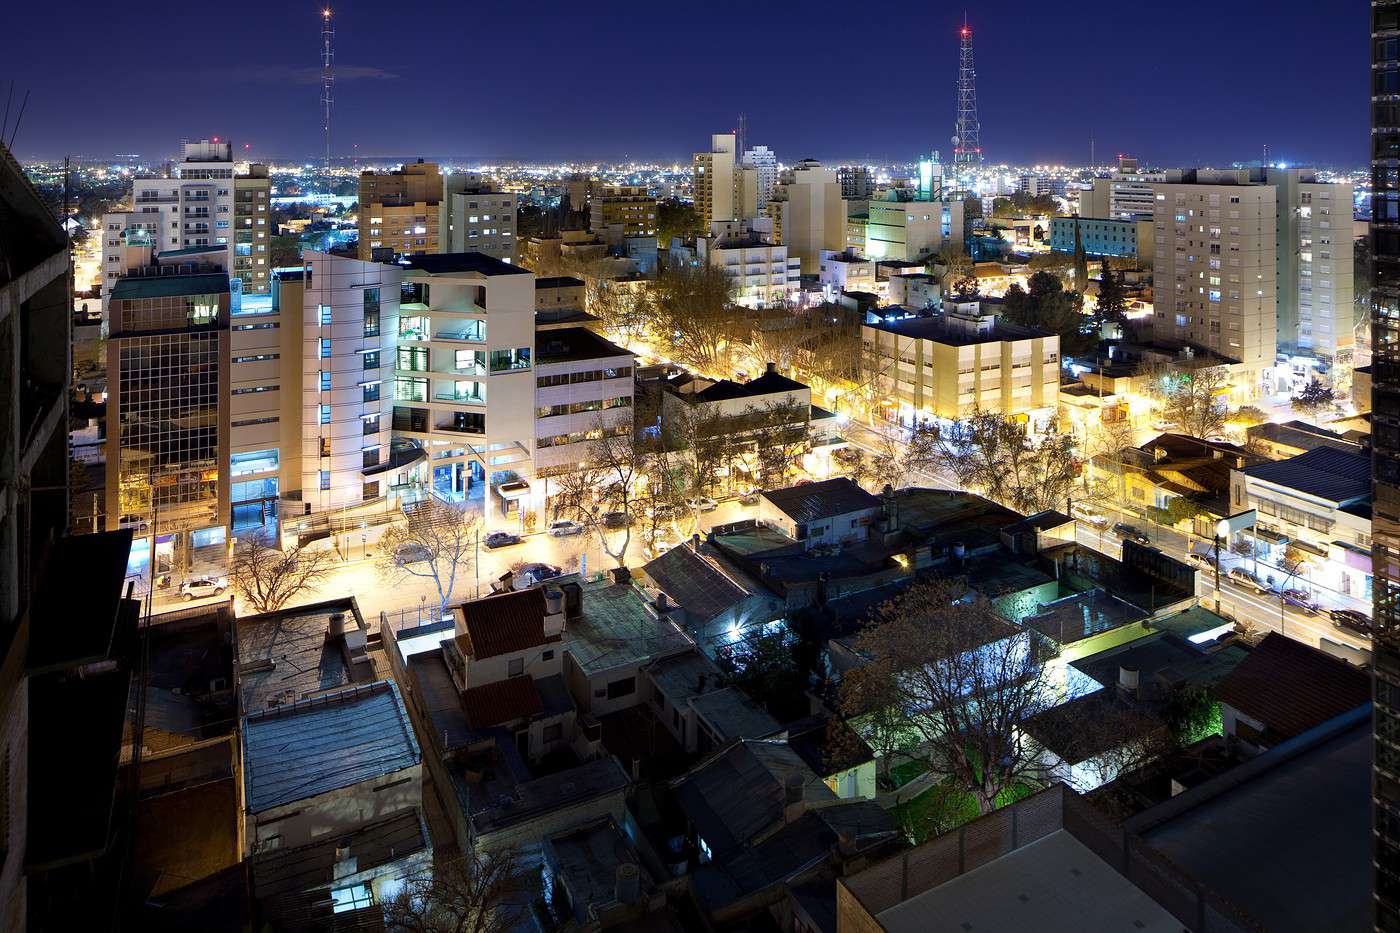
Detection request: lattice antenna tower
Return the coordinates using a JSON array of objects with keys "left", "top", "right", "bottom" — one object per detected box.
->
[
  {"left": 951, "top": 14, "right": 982, "bottom": 187},
  {"left": 321, "top": 8, "right": 334, "bottom": 172}
]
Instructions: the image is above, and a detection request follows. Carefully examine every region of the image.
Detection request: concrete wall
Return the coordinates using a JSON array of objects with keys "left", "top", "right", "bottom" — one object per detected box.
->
[{"left": 248, "top": 763, "right": 422, "bottom": 852}]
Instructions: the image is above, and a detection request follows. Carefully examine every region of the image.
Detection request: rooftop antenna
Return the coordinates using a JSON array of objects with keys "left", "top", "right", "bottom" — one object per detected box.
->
[
  {"left": 737, "top": 112, "right": 747, "bottom": 157},
  {"left": 321, "top": 7, "right": 334, "bottom": 173}
]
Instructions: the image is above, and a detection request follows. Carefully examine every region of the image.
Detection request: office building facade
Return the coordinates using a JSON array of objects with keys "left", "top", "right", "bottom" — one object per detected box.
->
[
  {"left": 1050, "top": 216, "right": 1153, "bottom": 261},
  {"left": 694, "top": 133, "right": 741, "bottom": 227},
  {"left": 1371, "top": 0, "right": 1400, "bottom": 924}
]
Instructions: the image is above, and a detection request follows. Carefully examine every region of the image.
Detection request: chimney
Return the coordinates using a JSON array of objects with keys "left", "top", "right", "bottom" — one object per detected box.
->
[
  {"left": 615, "top": 863, "right": 641, "bottom": 905},
  {"left": 542, "top": 587, "right": 566, "bottom": 637},
  {"left": 783, "top": 771, "right": 806, "bottom": 823},
  {"left": 1118, "top": 665, "right": 1140, "bottom": 699},
  {"left": 610, "top": 566, "right": 632, "bottom": 586},
  {"left": 691, "top": 533, "right": 701, "bottom": 552},
  {"left": 327, "top": 612, "right": 348, "bottom": 640},
  {"left": 766, "top": 361, "right": 776, "bottom": 375}
]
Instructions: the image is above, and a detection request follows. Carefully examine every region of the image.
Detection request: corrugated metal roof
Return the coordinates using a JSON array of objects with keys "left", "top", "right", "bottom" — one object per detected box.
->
[
  {"left": 243, "top": 681, "right": 420, "bottom": 814},
  {"left": 760, "top": 477, "right": 880, "bottom": 525},
  {"left": 1241, "top": 445, "right": 1371, "bottom": 503},
  {"left": 642, "top": 545, "right": 749, "bottom": 625}
]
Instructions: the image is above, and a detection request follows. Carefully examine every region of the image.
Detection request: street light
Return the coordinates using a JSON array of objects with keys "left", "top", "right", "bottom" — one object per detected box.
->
[{"left": 1213, "top": 517, "right": 1230, "bottom": 615}]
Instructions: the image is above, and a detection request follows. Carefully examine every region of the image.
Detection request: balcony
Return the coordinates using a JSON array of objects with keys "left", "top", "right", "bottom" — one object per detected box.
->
[
  {"left": 433, "top": 328, "right": 486, "bottom": 343},
  {"left": 433, "top": 391, "right": 486, "bottom": 405}
]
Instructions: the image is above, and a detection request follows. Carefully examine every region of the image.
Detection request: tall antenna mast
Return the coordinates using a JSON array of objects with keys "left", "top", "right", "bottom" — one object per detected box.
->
[
  {"left": 737, "top": 113, "right": 747, "bottom": 157},
  {"left": 321, "top": 8, "right": 334, "bottom": 173},
  {"left": 951, "top": 14, "right": 982, "bottom": 194}
]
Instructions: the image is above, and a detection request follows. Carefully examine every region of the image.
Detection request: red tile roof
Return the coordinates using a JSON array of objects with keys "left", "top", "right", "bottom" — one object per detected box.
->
[
  {"left": 1215, "top": 633, "right": 1370, "bottom": 742},
  {"left": 461, "top": 676, "right": 542, "bottom": 730},
  {"left": 457, "top": 588, "right": 556, "bottom": 660}
]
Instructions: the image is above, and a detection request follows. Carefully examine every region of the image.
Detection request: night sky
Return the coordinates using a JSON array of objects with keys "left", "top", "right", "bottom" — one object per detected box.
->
[{"left": 2, "top": 1, "right": 1370, "bottom": 167}]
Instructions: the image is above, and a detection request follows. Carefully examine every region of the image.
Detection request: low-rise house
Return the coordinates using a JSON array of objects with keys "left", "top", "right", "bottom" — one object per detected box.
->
[
  {"left": 643, "top": 649, "right": 780, "bottom": 755},
  {"left": 1229, "top": 445, "right": 1373, "bottom": 603},
  {"left": 638, "top": 540, "right": 782, "bottom": 649},
  {"left": 757, "top": 477, "right": 881, "bottom": 549},
  {"left": 1213, "top": 632, "right": 1370, "bottom": 754},
  {"left": 542, "top": 815, "right": 681, "bottom": 931},
  {"left": 1245, "top": 418, "right": 1365, "bottom": 460},
  {"left": 237, "top": 598, "right": 379, "bottom": 712},
  {"left": 781, "top": 714, "right": 877, "bottom": 800},
  {"left": 669, "top": 739, "right": 898, "bottom": 927},
  {"left": 242, "top": 681, "right": 422, "bottom": 852}
]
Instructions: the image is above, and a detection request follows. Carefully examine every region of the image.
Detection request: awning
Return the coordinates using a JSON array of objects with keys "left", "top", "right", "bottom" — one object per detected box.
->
[{"left": 362, "top": 444, "right": 427, "bottom": 477}]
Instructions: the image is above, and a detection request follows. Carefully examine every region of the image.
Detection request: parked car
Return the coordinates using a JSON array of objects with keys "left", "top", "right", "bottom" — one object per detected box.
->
[
  {"left": 1151, "top": 419, "right": 1172, "bottom": 431},
  {"left": 686, "top": 496, "right": 719, "bottom": 512},
  {"left": 548, "top": 519, "right": 583, "bottom": 537},
  {"left": 514, "top": 562, "right": 562, "bottom": 588},
  {"left": 1281, "top": 588, "right": 1320, "bottom": 613},
  {"left": 739, "top": 487, "right": 761, "bottom": 505},
  {"left": 1227, "top": 566, "right": 1269, "bottom": 594},
  {"left": 395, "top": 542, "right": 432, "bottom": 564},
  {"left": 1330, "top": 608, "right": 1373, "bottom": 636},
  {"left": 483, "top": 531, "right": 521, "bottom": 549},
  {"left": 1073, "top": 504, "right": 1108, "bottom": 527},
  {"left": 1112, "top": 522, "right": 1151, "bottom": 545},
  {"left": 179, "top": 576, "right": 227, "bottom": 601},
  {"left": 602, "top": 511, "right": 633, "bottom": 529},
  {"left": 1186, "top": 551, "right": 1218, "bottom": 571}
]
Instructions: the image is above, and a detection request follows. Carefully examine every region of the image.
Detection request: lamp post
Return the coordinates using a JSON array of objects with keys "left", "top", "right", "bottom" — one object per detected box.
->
[{"left": 1213, "top": 517, "right": 1230, "bottom": 615}]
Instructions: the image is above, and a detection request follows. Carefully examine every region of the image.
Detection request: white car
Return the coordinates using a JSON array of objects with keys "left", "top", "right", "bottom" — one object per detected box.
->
[
  {"left": 1072, "top": 505, "right": 1108, "bottom": 527},
  {"left": 1227, "top": 566, "right": 1269, "bottom": 594},
  {"left": 1186, "top": 551, "right": 1218, "bottom": 571},
  {"left": 687, "top": 496, "right": 719, "bottom": 512},
  {"left": 179, "top": 576, "right": 227, "bottom": 601},
  {"left": 548, "top": 519, "right": 583, "bottom": 537}
]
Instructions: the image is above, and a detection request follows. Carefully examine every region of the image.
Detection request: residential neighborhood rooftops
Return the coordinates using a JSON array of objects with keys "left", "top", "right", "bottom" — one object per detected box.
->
[
  {"left": 690, "top": 687, "right": 781, "bottom": 743},
  {"left": 1246, "top": 419, "right": 1364, "bottom": 455},
  {"left": 564, "top": 574, "right": 691, "bottom": 676},
  {"left": 543, "top": 816, "right": 656, "bottom": 925},
  {"left": 237, "top": 598, "right": 376, "bottom": 712},
  {"left": 242, "top": 681, "right": 421, "bottom": 814},
  {"left": 641, "top": 544, "right": 751, "bottom": 628},
  {"left": 760, "top": 477, "right": 880, "bottom": 525},
  {"left": 469, "top": 754, "right": 631, "bottom": 834},
  {"left": 110, "top": 271, "right": 230, "bottom": 300},
  {"left": 1214, "top": 633, "right": 1370, "bottom": 742},
  {"left": 646, "top": 649, "right": 727, "bottom": 706},
  {"left": 1023, "top": 588, "right": 1147, "bottom": 647},
  {"left": 1239, "top": 445, "right": 1372, "bottom": 503},
  {"left": 456, "top": 587, "right": 561, "bottom": 660},
  {"left": 460, "top": 675, "right": 543, "bottom": 730}
]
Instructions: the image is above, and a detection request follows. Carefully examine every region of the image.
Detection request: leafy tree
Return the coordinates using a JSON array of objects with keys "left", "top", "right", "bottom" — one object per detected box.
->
[
  {"left": 1092, "top": 260, "right": 1128, "bottom": 329},
  {"left": 840, "top": 578, "right": 1058, "bottom": 815},
  {"left": 378, "top": 501, "right": 480, "bottom": 618},
  {"left": 912, "top": 412, "right": 1079, "bottom": 515},
  {"left": 1229, "top": 405, "right": 1268, "bottom": 427},
  {"left": 950, "top": 274, "right": 981, "bottom": 301},
  {"left": 549, "top": 418, "right": 646, "bottom": 568},
  {"left": 382, "top": 847, "right": 527, "bottom": 933},
  {"left": 231, "top": 540, "right": 333, "bottom": 613},
  {"left": 1146, "top": 364, "right": 1230, "bottom": 438},
  {"left": 716, "top": 625, "right": 816, "bottom": 721},
  {"left": 1000, "top": 272, "right": 1092, "bottom": 355},
  {"left": 1145, "top": 495, "right": 1206, "bottom": 528},
  {"left": 1290, "top": 379, "right": 1336, "bottom": 417},
  {"left": 656, "top": 197, "right": 704, "bottom": 247}
]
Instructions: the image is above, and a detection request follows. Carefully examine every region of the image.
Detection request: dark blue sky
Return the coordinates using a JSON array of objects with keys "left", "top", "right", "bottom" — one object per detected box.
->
[{"left": 2, "top": 1, "right": 1370, "bottom": 167}]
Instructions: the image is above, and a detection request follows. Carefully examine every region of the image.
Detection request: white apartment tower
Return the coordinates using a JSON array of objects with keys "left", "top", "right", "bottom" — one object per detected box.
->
[
  {"left": 1267, "top": 168, "right": 1354, "bottom": 361},
  {"left": 742, "top": 146, "right": 780, "bottom": 207},
  {"left": 1150, "top": 170, "right": 1277, "bottom": 389},
  {"left": 101, "top": 139, "right": 271, "bottom": 311}
]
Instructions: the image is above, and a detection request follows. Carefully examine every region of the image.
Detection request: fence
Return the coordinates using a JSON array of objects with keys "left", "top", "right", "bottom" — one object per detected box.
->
[{"left": 839, "top": 783, "right": 1265, "bottom": 933}]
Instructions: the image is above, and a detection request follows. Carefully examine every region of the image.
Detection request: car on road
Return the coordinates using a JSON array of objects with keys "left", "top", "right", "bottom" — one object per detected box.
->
[
  {"left": 1205, "top": 434, "right": 1234, "bottom": 445},
  {"left": 513, "top": 562, "right": 562, "bottom": 588},
  {"left": 1281, "top": 588, "right": 1320, "bottom": 613},
  {"left": 179, "top": 576, "right": 227, "bottom": 601},
  {"left": 602, "top": 511, "right": 633, "bottom": 529},
  {"left": 547, "top": 519, "right": 583, "bottom": 537},
  {"left": 1112, "top": 522, "right": 1151, "bottom": 545},
  {"left": 1226, "top": 567, "right": 1270, "bottom": 594},
  {"left": 686, "top": 496, "right": 719, "bottom": 512},
  {"left": 1072, "top": 504, "right": 1108, "bottom": 527},
  {"left": 395, "top": 542, "right": 432, "bottom": 564},
  {"left": 1152, "top": 419, "right": 1172, "bottom": 432},
  {"left": 483, "top": 531, "right": 521, "bottom": 549},
  {"left": 1186, "top": 551, "right": 1218, "bottom": 571},
  {"left": 738, "top": 487, "right": 761, "bottom": 505},
  {"left": 1330, "top": 608, "right": 1373, "bottom": 636}
]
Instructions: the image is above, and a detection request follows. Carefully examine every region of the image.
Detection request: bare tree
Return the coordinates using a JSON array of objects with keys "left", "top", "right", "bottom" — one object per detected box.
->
[
  {"left": 914, "top": 412, "right": 1078, "bottom": 515},
  {"left": 231, "top": 540, "right": 333, "bottom": 614},
  {"left": 378, "top": 501, "right": 480, "bottom": 617},
  {"left": 550, "top": 419, "right": 645, "bottom": 568},
  {"left": 748, "top": 398, "right": 811, "bottom": 489},
  {"left": 649, "top": 261, "right": 748, "bottom": 375},
  {"left": 840, "top": 578, "right": 1059, "bottom": 815},
  {"left": 1145, "top": 363, "right": 1230, "bottom": 439},
  {"left": 381, "top": 847, "right": 527, "bottom": 933}
]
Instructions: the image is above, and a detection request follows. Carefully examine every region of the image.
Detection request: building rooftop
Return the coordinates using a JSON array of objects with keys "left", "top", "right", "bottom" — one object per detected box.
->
[
  {"left": 866, "top": 312, "right": 1054, "bottom": 346},
  {"left": 1073, "top": 630, "right": 1248, "bottom": 701},
  {"left": 783, "top": 713, "right": 875, "bottom": 777},
  {"left": 461, "top": 675, "right": 543, "bottom": 729},
  {"left": 534, "top": 326, "right": 632, "bottom": 365},
  {"left": 645, "top": 649, "right": 727, "bottom": 707},
  {"left": 1022, "top": 588, "right": 1147, "bottom": 647},
  {"left": 406, "top": 650, "right": 474, "bottom": 750},
  {"left": 563, "top": 575, "right": 691, "bottom": 677},
  {"left": 543, "top": 816, "right": 654, "bottom": 925},
  {"left": 690, "top": 687, "right": 781, "bottom": 742},
  {"left": 1139, "top": 719, "right": 1369, "bottom": 933},
  {"left": 455, "top": 587, "right": 560, "bottom": 660},
  {"left": 760, "top": 477, "right": 880, "bottom": 525},
  {"left": 242, "top": 681, "right": 421, "bottom": 814},
  {"left": 110, "top": 272, "right": 230, "bottom": 301},
  {"left": 1214, "top": 633, "right": 1370, "bottom": 742},
  {"left": 469, "top": 754, "right": 631, "bottom": 835},
  {"left": 401, "top": 252, "right": 525, "bottom": 276},
  {"left": 641, "top": 545, "right": 751, "bottom": 628},
  {"left": 237, "top": 598, "right": 376, "bottom": 712},
  {"left": 533, "top": 275, "right": 586, "bottom": 289},
  {"left": 1240, "top": 445, "right": 1372, "bottom": 503},
  {"left": 1246, "top": 419, "right": 1364, "bottom": 454}
]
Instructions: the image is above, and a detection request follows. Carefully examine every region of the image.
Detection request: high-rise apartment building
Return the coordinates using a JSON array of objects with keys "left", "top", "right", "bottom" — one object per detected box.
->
[
  {"left": 863, "top": 190, "right": 965, "bottom": 262},
  {"left": 1080, "top": 158, "right": 1184, "bottom": 222},
  {"left": 1150, "top": 170, "right": 1277, "bottom": 388},
  {"left": 358, "top": 160, "right": 444, "bottom": 259},
  {"left": 589, "top": 185, "right": 657, "bottom": 241},
  {"left": 1371, "top": 1, "right": 1400, "bottom": 924},
  {"left": 441, "top": 173, "right": 518, "bottom": 263},
  {"left": 693, "top": 133, "right": 741, "bottom": 227},
  {"left": 233, "top": 163, "right": 272, "bottom": 296},
  {"left": 774, "top": 164, "right": 847, "bottom": 274},
  {"left": 101, "top": 139, "right": 272, "bottom": 308},
  {"left": 743, "top": 146, "right": 780, "bottom": 205},
  {"left": 838, "top": 165, "right": 874, "bottom": 200},
  {"left": 1268, "top": 168, "right": 1355, "bottom": 360}
]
